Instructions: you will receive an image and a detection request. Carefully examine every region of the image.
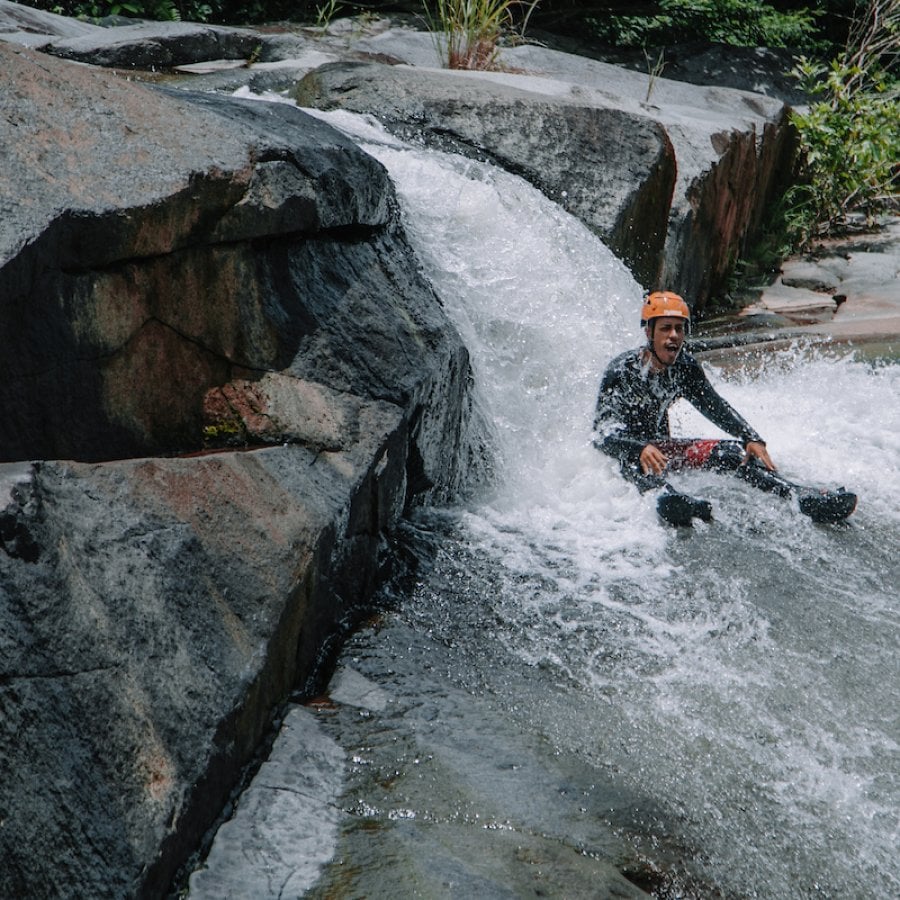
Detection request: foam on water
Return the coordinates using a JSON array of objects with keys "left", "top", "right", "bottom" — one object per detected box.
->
[
  {"left": 309, "top": 110, "right": 667, "bottom": 555},
  {"left": 304, "top": 108, "right": 899, "bottom": 896}
]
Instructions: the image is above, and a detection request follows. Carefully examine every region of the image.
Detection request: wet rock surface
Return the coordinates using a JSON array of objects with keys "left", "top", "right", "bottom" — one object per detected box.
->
[
  {"left": 695, "top": 217, "right": 900, "bottom": 363},
  {"left": 1, "top": 440, "right": 404, "bottom": 898},
  {"left": 1, "top": 28, "right": 470, "bottom": 900}
]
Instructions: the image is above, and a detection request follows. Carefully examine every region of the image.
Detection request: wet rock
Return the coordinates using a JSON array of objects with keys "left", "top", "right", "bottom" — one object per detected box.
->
[
  {"left": 202, "top": 374, "right": 368, "bottom": 451},
  {"left": 43, "top": 20, "right": 262, "bottom": 70},
  {"left": 0, "top": 432, "right": 405, "bottom": 899},
  {"left": 0, "top": 37, "right": 472, "bottom": 900},
  {"left": 188, "top": 706, "right": 346, "bottom": 899}
]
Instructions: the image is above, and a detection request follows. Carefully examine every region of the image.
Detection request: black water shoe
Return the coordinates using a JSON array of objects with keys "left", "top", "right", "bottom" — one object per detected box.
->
[
  {"left": 657, "top": 487, "right": 713, "bottom": 527},
  {"left": 798, "top": 487, "right": 858, "bottom": 523}
]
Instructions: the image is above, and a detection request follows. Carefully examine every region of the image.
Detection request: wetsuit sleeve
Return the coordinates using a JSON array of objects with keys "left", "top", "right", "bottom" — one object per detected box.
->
[
  {"left": 681, "top": 356, "right": 764, "bottom": 446},
  {"left": 592, "top": 357, "right": 651, "bottom": 460}
]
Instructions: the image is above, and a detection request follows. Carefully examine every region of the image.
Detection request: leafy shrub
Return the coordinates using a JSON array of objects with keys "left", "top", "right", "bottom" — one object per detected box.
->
[
  {"left": 588, "top": 0, "right": 823, "bottom": 50},
  {"left": 783, "top": 0, "right": 899, "bottom": 248},
  {"left": 41, "top": 0, "right": 220, "bottom": 22}
]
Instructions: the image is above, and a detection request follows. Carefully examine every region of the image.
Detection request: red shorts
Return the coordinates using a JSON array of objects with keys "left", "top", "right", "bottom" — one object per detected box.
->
[{"left": 654, "top": 439, "right": 723, "bottom": 470}]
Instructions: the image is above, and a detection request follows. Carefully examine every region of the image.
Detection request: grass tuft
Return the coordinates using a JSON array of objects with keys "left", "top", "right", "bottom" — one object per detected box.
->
[{"left": 425, "top": 0, "right": 540, "bottom": 70}]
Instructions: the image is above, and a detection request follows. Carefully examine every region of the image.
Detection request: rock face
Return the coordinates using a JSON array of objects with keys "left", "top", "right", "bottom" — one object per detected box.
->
[
  {"left": 0, "top": 39, "right": 471, "bottom": 899},
  {"left": 1, "top": 47, "right": 445, "bottom": 464}
]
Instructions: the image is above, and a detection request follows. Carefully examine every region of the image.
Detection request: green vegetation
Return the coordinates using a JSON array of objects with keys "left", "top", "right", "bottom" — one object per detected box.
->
[
  {"left": 783, "top": 0, "right": 899, "bottom": 248},
  {"left": 39, "top": 0, "right": 218, "bottom": 22},
  {"left": 586, "top": 0, "right": 824, "bottom": 51},
  {"left": 314, "top": 0, "right": 342, "bottom": 29},
  {"left": 202, "top": 420, "right": 245, "bottom": 447},
  {"left": 20, "top": 0, "right": 842, "bottom": 49}
]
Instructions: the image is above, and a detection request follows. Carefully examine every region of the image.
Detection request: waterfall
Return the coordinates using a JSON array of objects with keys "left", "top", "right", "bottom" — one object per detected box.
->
[{"left": 193, "top": 104, "right": 900, "bottom": 899}]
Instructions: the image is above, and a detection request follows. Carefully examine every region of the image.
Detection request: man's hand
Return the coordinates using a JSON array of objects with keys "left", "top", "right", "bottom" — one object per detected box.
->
[
  {"left": 744, "top": 440, "right": 776, "bottom": 471},
  {"left": 640, "top": 443, "right": 668, "bottom": 475}
]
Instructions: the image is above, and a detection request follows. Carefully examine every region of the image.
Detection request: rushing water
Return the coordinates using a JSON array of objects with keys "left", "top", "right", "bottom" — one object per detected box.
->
[{"left": 193, "top": 105, "right": 899, "bottom": 898}]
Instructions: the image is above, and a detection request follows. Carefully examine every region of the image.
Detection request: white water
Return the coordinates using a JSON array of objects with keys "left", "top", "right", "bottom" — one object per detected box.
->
[
  {"left": 200, "top": 101, "right": 897, "bottom": 897},
  {"left": 309, "top": 111, "right": 899, "bottom": 898}
]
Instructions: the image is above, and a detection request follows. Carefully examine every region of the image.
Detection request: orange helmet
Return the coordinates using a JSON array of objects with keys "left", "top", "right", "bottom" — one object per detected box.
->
[{"left": 641, "top": 291, "right": 690, "bottom": 325}]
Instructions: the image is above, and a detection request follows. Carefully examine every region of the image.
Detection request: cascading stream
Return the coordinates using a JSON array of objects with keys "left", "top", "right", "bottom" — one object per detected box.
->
[
  {"left": 317, "top": 111, "right": 899, "bottom": 898},
  {"left": 194, "top": 101, "right": 900, "bottom": 898}
]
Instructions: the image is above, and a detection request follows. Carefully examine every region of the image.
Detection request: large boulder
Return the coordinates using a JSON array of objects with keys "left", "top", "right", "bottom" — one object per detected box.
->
[
  {"left": 2, "top": 44, "right": 413, "bottom": 463},
  {"left": 0, "top": 40, "right": 472, "bottom": 898},
  {"left": 0, "top": 435, "right": 403, "bottom": 899}
]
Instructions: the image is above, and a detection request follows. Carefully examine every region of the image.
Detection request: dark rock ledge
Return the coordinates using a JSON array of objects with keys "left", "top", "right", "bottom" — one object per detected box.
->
[{"left": 0, "top": 39, "right": 472, "bottom": 899}]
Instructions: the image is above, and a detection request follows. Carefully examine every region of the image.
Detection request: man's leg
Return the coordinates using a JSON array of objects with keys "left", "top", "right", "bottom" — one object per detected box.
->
[
  {"left": 665, "top": 439, "right": 794, "bottom": 495},
  {"left": 618, "top": 454, "right": 712, "bottom": 525},
  {"left": 670, "top": 439, "right": 856, "bottom": 521},
  {"left": 696, "top": 440, "right": 797, "bottom": 497}
]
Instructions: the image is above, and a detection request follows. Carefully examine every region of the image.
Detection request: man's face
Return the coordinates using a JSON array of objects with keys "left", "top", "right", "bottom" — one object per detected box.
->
[{"left": 647, "top": 316, "right": 686, "bottom": 367}]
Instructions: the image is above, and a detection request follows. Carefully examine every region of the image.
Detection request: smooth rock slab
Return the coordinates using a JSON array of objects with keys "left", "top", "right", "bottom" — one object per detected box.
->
[
  {"left": 44, "top": 20, "right": 262, "bottom": 69},
  {"left": 188, "top": 706, "right": 346, "bottom": 899}
]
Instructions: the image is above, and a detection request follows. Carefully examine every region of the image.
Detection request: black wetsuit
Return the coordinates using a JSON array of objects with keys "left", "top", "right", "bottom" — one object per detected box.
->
[
  {"left": 593, "top": 347, "right": 765, "bottom": 493},
  {"left": 592, "top": 346, "right": 857, "bottom": 524}
]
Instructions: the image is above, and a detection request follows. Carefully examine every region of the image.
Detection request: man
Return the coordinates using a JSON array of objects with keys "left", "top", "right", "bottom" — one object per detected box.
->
[{"left": 593, "top": 291, "right": 855, "bottom": 525}]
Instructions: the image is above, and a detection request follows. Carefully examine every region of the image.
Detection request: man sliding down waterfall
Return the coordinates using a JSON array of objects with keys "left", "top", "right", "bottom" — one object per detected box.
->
[{"left": 592, "top": 291, "right": 857, "bottom": 526}]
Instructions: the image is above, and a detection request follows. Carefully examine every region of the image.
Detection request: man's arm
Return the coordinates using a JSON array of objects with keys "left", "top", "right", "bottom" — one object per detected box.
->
[{"left": 639, "top": 443, "right": 669, "bottom": 475}]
